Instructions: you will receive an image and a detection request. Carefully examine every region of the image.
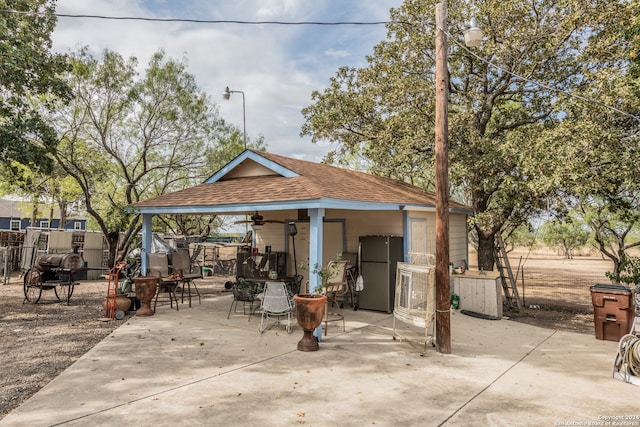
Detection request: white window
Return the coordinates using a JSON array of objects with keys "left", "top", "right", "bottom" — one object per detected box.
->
[
  {"left": 39, "top": 220, "right": 50, "bottom": 229},
  {"left": 10, "top": 220, "right": 20, "bottom": 231},
  {"left": 74, "top": 222, "right": 82, "bottom": 230}
]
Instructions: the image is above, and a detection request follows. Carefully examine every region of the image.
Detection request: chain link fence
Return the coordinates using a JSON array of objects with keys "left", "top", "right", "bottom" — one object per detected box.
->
[
  {"left": 516, "top": 265, "right": 609, "bottom": 312},
  {"left": 1, "top": 246, "right": 23, "bottom": 285},
  {"left": 503, "top": 254, "right": 640, "bottom": 318}
]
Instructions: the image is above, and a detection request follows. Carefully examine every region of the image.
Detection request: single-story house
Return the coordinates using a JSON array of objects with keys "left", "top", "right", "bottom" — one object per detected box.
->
[
  {"left": 0, "top": 198, "right": 86, "bottom": 231},
  {"left": 135, "top": 150, "right": 472, "bottom": 303}
]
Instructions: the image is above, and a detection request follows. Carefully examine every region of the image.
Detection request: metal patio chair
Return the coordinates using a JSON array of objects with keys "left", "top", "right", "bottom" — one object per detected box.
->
[
  {"left": 147, "top": 252, "right": 179, "bottom": 312},
  {"left": 258, "top": 281, "right": 295, "bottom": 334},
  {"left": 171, "top": 251, "right": 202, "bottom": 307}
]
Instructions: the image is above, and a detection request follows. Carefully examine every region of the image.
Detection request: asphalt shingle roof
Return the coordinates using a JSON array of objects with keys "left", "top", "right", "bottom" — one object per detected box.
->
[{"left": 135, "top": 150, "right": 470, "bottom": 211}]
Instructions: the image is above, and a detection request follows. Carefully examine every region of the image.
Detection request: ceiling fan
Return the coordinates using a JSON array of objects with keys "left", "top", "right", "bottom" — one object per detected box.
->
[{"left": 234, "top": 211, "right": 285, "bottom": 226}]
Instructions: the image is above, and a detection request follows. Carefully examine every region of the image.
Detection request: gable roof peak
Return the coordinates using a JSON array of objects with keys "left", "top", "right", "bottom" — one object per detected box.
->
[{"left": 205, "top": 149, "right": 299, "bottom": 183}]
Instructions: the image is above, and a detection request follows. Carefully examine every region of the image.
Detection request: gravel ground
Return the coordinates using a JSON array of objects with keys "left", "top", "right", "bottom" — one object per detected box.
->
[
  {"left": 0, "top": 278, "right": 126, "bottom": 419},
  {"left": 0, "top": 274, "right": 231, "bottom": 420}
]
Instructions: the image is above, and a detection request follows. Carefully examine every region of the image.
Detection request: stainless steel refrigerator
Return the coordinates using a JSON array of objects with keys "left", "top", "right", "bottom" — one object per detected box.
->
[{"left": 358, "top": 235, "right": 404, "bottom": 312}]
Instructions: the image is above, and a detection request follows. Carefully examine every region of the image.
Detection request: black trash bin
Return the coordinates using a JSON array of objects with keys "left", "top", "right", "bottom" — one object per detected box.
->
[{"left": 590, "top": 284, "right": 634, "bottom": 341}]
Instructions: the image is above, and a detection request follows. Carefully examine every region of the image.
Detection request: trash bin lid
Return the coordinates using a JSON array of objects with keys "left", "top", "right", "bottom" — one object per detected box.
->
[{"left": 590, "top": 283, "right": 632, "bottom": 293}]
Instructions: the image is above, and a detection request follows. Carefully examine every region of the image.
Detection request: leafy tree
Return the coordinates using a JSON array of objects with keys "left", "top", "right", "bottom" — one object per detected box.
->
[
  {"left": 622, "top": 10, "right": 640, "bottom": 75},
  {"left": 301, "top": 0, "right": 626, "bottom": 270},
  {"left": 51, "top": 49, "right": 243, "bottom": 264},
  {"left": 540, "top": 216, "right": 589, "bottom": 259},
  {"left": 578, "top": 201, "right": 640, "bottom": 277},
  {"left": 0, "top": 0, "right": 70, "bottom": 176},
  {"left": 506, "top": 222, "right": 538, "bottom": 253},
  {"left": 0, "top": 159, "right": 83, "bottom": 229},
  {"left": 562, "top": 102, "right": 640, "bottom": 273},
  {"left": 554, "top": 0, "right": 640, "bottom": 276},
  {"left": 606, "top": 252, "right": 640, "bottom": 286}
]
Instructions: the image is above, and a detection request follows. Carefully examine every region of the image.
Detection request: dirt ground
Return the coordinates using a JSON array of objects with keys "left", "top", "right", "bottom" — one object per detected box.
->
[
  {"left": 0, "top": 274, "right": 231, "bottom": 420},
  {"left": 0, "top": 252, "right": 622, "bottom": 420},
  {"left": 495, "top": 251, "right": 613, "bottom": 335}
]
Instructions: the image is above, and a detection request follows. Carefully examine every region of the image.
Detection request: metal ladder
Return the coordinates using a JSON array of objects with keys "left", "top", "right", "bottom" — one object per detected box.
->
[{"left": 494, "top": 233, "right": 521, "bottom": 310}]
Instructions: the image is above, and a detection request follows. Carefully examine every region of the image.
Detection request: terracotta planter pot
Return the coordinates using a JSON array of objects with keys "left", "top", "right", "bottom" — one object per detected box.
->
[
  {"left": 293, "top": 294, "right": 327, "bottom": 351},
  {"left": 133, "top": 277, "right": 159, "bottom": 316},
  {"left": 116, "top": 295, "right": 131, "bottom": 311},
  {"left": 103, "top": 295, "right": 132, "bottom": 316}
]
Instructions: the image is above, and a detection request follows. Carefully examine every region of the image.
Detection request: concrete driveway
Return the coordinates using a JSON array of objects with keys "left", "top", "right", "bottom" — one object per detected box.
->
[{"left": 1, "top": 294, "right": 638, "bottom": 427}]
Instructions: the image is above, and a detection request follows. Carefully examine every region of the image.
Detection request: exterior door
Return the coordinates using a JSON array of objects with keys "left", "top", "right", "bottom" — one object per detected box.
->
[{"left": 408, "top": 218, "right": 430, "bottom": 264}]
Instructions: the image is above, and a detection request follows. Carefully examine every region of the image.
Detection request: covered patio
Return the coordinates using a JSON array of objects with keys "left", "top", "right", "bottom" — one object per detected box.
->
[{"left": 134, "top": 150, "right": 472, "bottom": 294}]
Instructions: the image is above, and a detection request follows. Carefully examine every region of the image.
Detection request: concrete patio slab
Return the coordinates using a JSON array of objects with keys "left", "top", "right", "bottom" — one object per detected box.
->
[{"left": 1, "top": 294, "right": 638, "bottom": 427}]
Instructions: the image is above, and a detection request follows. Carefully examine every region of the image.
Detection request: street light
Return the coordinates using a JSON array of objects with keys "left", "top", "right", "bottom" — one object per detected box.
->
[
  {"left": 464, "top": 17, "right": 483, "bottom": 48},
  {"left": 434, "top": 2, "right": 482, "bottom": 354},
  {"left": 222, "top": 86, "right": 247, "bottom": 150}
]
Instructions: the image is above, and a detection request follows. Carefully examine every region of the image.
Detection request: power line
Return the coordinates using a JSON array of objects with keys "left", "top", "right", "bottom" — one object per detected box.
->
[{"left": 0, "top": 9, "right": 402, "bottom": 26}]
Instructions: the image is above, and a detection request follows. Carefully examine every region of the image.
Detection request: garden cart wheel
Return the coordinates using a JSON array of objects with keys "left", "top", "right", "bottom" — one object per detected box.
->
[
  {"left": 54, "top": 281, "right": 74, "bottom": 304},
  {"left": 23, "top": 269, "right": 43, "bottom": 304}
]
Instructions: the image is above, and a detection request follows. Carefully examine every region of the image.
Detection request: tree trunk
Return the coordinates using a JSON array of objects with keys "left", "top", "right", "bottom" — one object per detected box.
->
[
  {"left": 476, "top": 230, "right": 496, "bottom": 271},
  {"left": 30, "top": 195, "right": 38, "bottom": 228},
  {"left": 59, "top": 201, "right": 68, "bottom": 230},
  {"left": 48, "top": 202, "right": 54, "bottom": 229},
  {"left": 613, "top": 258, "right": 622, "bottom": 277},
  {"left": 107, "top": 231, "right": 120, "bottom": 268}
]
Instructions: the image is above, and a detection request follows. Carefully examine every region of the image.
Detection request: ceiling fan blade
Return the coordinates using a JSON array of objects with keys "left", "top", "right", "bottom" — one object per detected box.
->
[{"left": 234, "top": 213, "right": 283, "bottom": 225}]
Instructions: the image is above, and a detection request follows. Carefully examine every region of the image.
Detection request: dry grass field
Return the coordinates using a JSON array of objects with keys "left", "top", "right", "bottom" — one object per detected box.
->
[{"left": 472, "top": 248, "right": 628, "bottom": 334}]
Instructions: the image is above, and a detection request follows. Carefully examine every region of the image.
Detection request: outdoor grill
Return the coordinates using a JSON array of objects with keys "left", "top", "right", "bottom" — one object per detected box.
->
[
  {"left": 23, "top": 248, "right": 86, "bottom": 304},
  {"left": 34, "top": 251, "right": 84, "bottom": 281}
]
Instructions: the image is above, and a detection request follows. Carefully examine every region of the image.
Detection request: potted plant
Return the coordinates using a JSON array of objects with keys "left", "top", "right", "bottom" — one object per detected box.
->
[{"left": 293, "top": 257, "right": 341, "bottom": 351}]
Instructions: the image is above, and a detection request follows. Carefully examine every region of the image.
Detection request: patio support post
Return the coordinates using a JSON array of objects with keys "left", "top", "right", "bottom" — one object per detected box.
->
[
  {"left": 141, "top": 214, "right": 153, "bottom": 276},
  {"left": 308, "top": 208, "right": 325, "bottom": 341}
]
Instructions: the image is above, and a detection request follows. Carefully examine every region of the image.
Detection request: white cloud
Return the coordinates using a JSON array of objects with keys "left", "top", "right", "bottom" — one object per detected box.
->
[
  {"left": 52, "top": 0, "right": 403, "bottom": 162},
  {"left": 324, "top": 48, "right": 349, "bottom": 58}
]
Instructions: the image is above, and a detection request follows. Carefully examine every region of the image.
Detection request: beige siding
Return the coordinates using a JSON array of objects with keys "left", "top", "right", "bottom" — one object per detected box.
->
[
  {"left": 83, "top": 232, "right": 106, "bottom": 280},
  {"left": 327, "top": 210, "right": 403, "bottom": 254},
  {"left": 254, "top": 222, "right": 287, "bottom": 252},
  {"left": 222, "top": 160, "right": 279, "bottom": 179},
  {"left": 251, "top": 209, "right": 468, "bottom": 272},
  {"left": 449, "top": 214, "right": 469, "bottom": 268},
  {"left": 47, "top": 231, "right": 73, "bottom": 253}
]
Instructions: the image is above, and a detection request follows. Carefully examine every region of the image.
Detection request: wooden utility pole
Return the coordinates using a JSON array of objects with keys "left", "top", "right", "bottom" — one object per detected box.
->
[{"left": 434, "top": 1, "right": 451, "bottom": 354}]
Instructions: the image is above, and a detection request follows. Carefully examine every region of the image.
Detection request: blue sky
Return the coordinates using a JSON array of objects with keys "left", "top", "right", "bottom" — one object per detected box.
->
[{"left": 51, "top": 0, "right": 404, "bottom": 162}]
